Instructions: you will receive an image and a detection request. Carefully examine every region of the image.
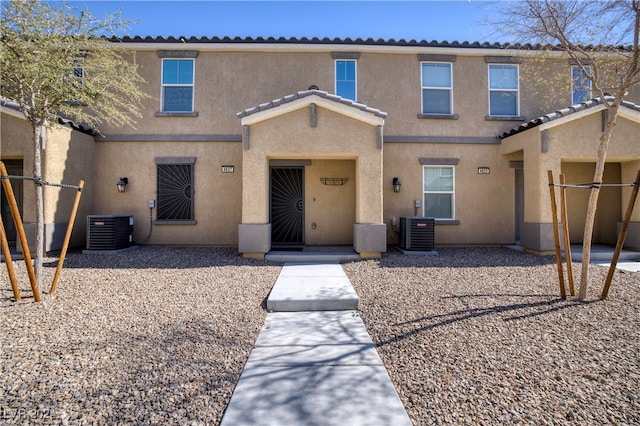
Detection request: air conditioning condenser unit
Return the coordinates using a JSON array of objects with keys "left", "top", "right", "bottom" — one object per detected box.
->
[
  {"left": 86, "top": 215, "right": 134, "bottom": 250},
  {"left": 399, "top": 216, "right": 435, "bottom": 251}
]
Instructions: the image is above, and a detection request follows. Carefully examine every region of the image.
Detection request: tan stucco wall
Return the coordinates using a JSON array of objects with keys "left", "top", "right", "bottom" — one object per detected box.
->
[
  {"left": 305, "top": 160, "right": 356, "bottom": 245},
  {"left": 561, "top": 162, "right": 622, "bottom": 245},
  {"left": 384, "top": 141, "right": 515, "bottom": 246},
  {"left": 98, "top": 48, "right": 640, "bottom": 142},
  {"left": 94, "top": 140, "right": 242, "bottom": 245},
  {"left": 42, "top": 124, "right": 96, "bottom": 249}
]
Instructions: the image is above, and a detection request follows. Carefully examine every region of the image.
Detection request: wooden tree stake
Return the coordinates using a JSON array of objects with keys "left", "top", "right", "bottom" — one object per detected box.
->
[
  {"left": 559, "top": 174, "right": 575, "bottom": 296},
  {"left": 601, "top": 169, "right": 640, "bottom": 300},
  {"left": 548, "top": 170, "right": 566, "bottom": 299},
  {"left": 50, "top": 180, "right": 84, "bottom": 294},
  {"left": 1, "top": 216, "right": 20, "bottom": 301}
]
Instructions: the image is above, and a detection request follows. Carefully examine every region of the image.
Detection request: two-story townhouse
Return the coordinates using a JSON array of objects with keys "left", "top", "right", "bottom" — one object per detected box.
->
[{"left": 2, "top": 37, "right": 639, "bottom": 258}]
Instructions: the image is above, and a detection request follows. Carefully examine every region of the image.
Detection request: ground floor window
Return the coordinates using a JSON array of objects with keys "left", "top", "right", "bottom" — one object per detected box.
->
[
  {"left": 423, "top": 166, "right": 454, "bottom": 219},
  {"left": 156, "top": 157, "right": 195, "bottom": 221}
]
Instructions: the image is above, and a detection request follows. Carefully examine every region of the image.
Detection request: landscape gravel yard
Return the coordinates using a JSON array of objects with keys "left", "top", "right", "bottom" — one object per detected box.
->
[
  {"left": 2, "top": 246, "right": 639, "bottom": 425},
  {"left": 344, "top": 248, "right": 640, "bottom": 425}
]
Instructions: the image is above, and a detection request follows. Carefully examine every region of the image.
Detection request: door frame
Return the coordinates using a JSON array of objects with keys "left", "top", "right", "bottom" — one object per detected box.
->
[{"left": 0, "top": 159, "right": 24, "bottom": 244}]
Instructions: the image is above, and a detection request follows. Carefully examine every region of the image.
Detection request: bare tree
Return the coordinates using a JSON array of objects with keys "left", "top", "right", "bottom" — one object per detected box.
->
[
  {"left": 498, "top": 0, "right": 640, "bottom": 299},
  {"left": 1, "top": 0, "right": 149, "bottom": 294}
]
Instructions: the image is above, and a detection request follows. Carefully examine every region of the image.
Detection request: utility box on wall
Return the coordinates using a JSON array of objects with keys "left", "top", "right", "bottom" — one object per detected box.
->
[
  {"left": 399, "top": 217, "right": 435, "bottom": 251},
  {"left": 86, "top": 215, "right": 134, "bottom": 250}
]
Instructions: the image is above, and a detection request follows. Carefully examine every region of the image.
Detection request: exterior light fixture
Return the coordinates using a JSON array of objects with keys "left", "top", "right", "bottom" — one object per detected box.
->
[
  {"left": 117, "top": 177, "right": 128, "bottom": 193},
  {"left": 393, "top": 177, "right": 401, "bottom": 193}
]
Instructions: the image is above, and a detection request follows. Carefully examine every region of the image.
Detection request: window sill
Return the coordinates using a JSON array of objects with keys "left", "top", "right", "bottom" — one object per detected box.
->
[
  {"left": 485, "top": 115, "right": 524, "bottom": 121},
  {"left": 434, "top": 219, "right": 460, "bottom": 225},
  {"left": 418, "top": 113, "right": 459, "bottom": 120},
  {"left": 155, "top": 111, "right": 199, "bottom": 117},
  {"left": 154, "top": 220, "right": 197, "bottom": 225}
]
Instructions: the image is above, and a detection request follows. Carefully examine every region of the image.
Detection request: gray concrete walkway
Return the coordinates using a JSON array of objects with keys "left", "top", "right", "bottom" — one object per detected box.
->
[{"left": 220, "top": 263, "right": 412, "bottom": 426}]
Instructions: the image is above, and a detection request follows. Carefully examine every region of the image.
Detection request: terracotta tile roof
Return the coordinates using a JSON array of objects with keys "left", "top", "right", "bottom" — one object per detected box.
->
[
  {"left": 0, "top": 99, "right": 99, "bottom": 136},
  {"left": 115, "top": 35, "right": 509, "bottom": 48},
  {"left": 237, "top": 89, "right": 388, "bottom": 119},
  {"left": 113, "top": 35, "right": 635, "bottom": 52},
  {"left": 499, "top": 97, "right": 640, "bottom": 139}
]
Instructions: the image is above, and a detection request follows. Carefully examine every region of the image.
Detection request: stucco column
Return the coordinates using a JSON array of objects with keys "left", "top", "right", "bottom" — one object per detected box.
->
[
  {"left": 520, "top": 131, "right": 562, "bottom": 252},
  {"left": 353, "top": 149, "right": 386, "bottom": 257},
  {"left": 238, "top": 138, "right": 271, "bottom": 258}
]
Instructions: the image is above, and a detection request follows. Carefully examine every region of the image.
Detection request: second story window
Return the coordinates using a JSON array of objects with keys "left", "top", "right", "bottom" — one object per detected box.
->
[
  {"left": 161, "top": 59, "right": 194, "bottom": 112},
  {"left": 335, "top": 60, "right": 356, "bottom": 101},
  {"left": 421, "top": 62, "right": 452, "bottom": 115},
  {"left": 572, "top": 65, "right": 592, "bottom": 104},
  {"left": 488, "top": 64, "right": 519, "bottom": 117},
  {"left": 72, "top": 58, "right": 84, "bottom": 89}
]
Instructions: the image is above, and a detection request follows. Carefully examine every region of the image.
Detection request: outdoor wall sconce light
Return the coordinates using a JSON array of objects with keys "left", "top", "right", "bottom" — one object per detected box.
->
[
  {"left": 393, "top": 177, "right": 401, "bottom": 193},
  {"left": 117, "top": 177, "right": 128, "bottom": 193}
]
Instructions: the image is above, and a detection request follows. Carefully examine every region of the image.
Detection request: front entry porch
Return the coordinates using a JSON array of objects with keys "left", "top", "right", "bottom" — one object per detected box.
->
[{"left": 237, "top": 89, "right": 388, "bottom": 260}]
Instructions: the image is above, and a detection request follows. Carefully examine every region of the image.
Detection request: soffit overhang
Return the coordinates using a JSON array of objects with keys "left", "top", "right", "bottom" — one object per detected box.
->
[{"left": 237, "top": 89, "right": 387, "bottom": 127}]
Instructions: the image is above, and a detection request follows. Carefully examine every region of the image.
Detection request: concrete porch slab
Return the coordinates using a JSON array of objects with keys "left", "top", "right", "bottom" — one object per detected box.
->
[
  {"left": 266, "top": 264, "right": 359, "bottom": 311},
  {"left": 265, "top": 247, "right": 360, "bottom": 263}
]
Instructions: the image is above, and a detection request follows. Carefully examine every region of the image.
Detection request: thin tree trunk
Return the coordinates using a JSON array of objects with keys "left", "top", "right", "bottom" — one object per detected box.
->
[
  {"left": 578, "top": 112, "right": 616, "bottom": 300},
  {"left": 33, "top": 124, "right": 44, "bottom": 292}
]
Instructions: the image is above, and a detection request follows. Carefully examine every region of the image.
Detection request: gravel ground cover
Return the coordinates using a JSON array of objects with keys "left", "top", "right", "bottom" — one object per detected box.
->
[
  {"left": 2, "top": 246, "right": 639, "bottom": 425},
  {"left": 1, "top": 247, "right": 281, "bottom": 425},
  {"left": 343, "top": 248, "right": 640, "bottom": 425}
]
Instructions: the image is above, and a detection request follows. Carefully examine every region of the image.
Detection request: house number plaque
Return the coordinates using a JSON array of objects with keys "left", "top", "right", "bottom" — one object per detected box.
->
[
  {"left": 477, "top": 167, "right": 490, "bottom": 174},
  {"left": 221, "top": 165, "right": 235, "bottom": 173}
]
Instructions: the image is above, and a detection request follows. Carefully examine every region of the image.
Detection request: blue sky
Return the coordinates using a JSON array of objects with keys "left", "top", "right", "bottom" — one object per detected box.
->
[{"left": 65, "top": 1, "right": 506, "bottom": 43}]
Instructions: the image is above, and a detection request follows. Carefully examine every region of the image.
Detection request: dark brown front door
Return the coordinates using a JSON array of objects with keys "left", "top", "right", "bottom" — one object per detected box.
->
[{"left": 270, "top": 167, "right": 304, "bottom": 247}]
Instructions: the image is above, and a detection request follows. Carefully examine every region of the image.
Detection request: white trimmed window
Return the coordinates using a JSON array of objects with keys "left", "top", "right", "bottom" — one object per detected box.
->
[
  {"left": 421, "top": 62, "right": 453, "bottom": 115},
  {"left": 572, "top": 65, "right": 592, "bottom": 104},
  {"left": 423, "top": 166, "right": 455, "bottom": 219},
  {"left": 488, "top": 64, "right": 519, "bottom": 116},
  {"left": 161, "top": 59, "right": 195, "bottom": 112},
  {"left": 335, "top": 60, "right": 356, "bottom": 101}
]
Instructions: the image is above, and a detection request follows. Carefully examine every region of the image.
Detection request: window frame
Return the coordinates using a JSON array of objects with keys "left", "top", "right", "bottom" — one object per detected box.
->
[
  {"left": 335, "top": 59, "right": 357, "bottom": 101},
  {"left": 160, "top": 58, "right": 195, "bottom": 113},
  {"left": 488, "top": 64, "right": 520, "bottom": 117},
  {"left": 421, "top": 61, "right": 453, "bottom": 115},
  {"left": 571, "top": 65, "right": 592, "bottom": 105},
  {"left": 155, "top": 158, "right": 196, "bottom": 224},
  {"left": 423, "top": 165, "right": 455, "bottom": 220}
]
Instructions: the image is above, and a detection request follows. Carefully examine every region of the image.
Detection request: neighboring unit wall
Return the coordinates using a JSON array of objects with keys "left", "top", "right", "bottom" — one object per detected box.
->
[
  {"left": 1, "top": 110, "right": 96, "bottom": 252},
  {"left": 43, "top": 124, "right": 96, "bottom": 251},
  {"left": 500, "top": 108, "right": 640, "bottom": 252}
]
